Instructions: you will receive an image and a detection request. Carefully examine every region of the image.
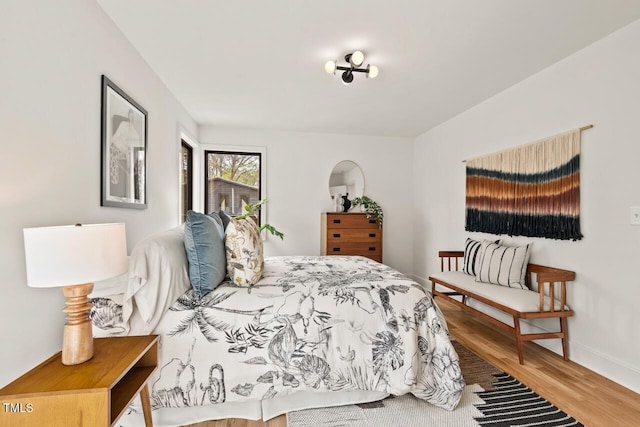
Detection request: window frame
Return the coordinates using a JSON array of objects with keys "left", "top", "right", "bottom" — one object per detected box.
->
[
  {"left": 179, "top": 140, "right": 193, "bottom": 223},
  {"left": 178, "top": 128, "right": 201, "bottom": 222},
  {"left": 200, "top": 144, "right": 267, "bottom": 226}
]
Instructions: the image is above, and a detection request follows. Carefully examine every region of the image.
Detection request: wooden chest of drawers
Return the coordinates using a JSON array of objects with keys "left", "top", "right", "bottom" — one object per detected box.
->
[{"left": 321, "top": 212, "right": 382, "bottom": 263}]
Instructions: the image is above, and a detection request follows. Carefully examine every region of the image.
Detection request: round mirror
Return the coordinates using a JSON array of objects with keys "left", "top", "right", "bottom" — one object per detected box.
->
[{"left": 329, "top": 160, "right": 365, "bottom": 201}]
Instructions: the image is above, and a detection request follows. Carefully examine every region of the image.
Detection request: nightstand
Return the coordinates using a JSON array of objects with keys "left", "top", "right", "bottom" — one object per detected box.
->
[{"left": 0, "top": 335, "right": 158, "bottom": 427}]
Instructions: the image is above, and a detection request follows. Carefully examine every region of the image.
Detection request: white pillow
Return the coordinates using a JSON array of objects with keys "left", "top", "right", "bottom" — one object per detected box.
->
[
  {"left": 475, "top": 240, "right": 532, "bottom": 289},
  {"left": 225, "top": 218, "right": 264, "bottom": 286},
  {"left": 125, "top": 226, "right": 191, "bottom": 330},
  {"left": 91, "top": 269, "right": 128, "bottom": 297}
]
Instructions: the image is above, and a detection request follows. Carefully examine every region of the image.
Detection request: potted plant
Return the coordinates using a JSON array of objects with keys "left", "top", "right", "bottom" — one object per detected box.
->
[
  {"left": 237, "top": 199, "right": 284, "bottom": 239},
  {"left": 352, "top": 195, "right": 383, "bottom": 226}
]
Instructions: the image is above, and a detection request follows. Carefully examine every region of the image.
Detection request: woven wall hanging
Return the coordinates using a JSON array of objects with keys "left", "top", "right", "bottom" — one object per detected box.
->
[{"left": 465, "top": 126, "right": 591, "bottom": 241}]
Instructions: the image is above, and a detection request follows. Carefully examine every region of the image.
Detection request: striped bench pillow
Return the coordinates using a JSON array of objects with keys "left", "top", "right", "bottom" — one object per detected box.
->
[
  {"left": 462, "top": 238, "right": 500, "bottom": 276},
  {"left": 475, "top": 240, "right": 532, "bottom": 289}
]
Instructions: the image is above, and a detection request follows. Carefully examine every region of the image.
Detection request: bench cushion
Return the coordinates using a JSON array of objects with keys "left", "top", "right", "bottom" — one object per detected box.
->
[{"left": 430, "top": 271, "right": 569, "bottom": 312}]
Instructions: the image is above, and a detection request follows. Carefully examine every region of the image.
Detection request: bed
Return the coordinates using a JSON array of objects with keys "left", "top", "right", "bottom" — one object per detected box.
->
[{"left": 91, "top": 226, "right": 464, "bottom": 427}]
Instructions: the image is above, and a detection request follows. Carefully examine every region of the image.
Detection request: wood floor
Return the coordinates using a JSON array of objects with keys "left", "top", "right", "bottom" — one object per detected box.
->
[{"left": 186, "top": 296, "right": 640, "bottom": 427}]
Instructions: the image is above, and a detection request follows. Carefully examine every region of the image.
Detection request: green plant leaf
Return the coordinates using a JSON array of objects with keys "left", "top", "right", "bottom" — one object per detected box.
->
[
  {"left": 351, "top": 195, "right": 383, "bottom": 224},
  {"left": 260, "top": 224, "right": 284, "bottom": 239},
  {"left": 235, "top": 199, "right": 284, "bottom": 239},
  {"left": 237, "top": 199, "right": 269, "bottom": 220}
]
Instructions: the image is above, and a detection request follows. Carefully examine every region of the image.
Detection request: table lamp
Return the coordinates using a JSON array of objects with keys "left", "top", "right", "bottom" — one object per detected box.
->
[{"left": 23, "top": 223, "right": 127, "bottom": 365}]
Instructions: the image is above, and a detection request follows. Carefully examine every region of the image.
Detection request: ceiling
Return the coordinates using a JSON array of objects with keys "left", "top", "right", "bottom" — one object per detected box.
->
[{"left": 97, "top": 1, "right": 640, "bottom": 137}]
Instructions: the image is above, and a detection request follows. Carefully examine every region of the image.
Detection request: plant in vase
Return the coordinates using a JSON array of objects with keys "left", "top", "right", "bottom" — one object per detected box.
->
[
  {"left": 236, "top": 199, "right": 284, "bottom": 239},
  {"left": 352, "top": 195, "right": 383, "bottom": 226}
]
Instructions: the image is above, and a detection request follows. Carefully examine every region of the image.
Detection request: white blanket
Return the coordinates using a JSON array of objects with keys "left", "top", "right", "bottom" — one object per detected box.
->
[{"left": 93, "top": 256, "right": 464, "bottom": 426}]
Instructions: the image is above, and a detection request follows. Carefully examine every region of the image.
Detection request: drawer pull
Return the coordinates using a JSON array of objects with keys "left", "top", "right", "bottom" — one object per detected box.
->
[
  {"left": 333, "top": 233, "right": 341, "bottom": 238},
  {"left": 332, "top": 248, "right": 341, "bottom": 252},
  {"left": 369, "top": 247, "right": 376, "bottom": 251},
  {"left": 369, "top": 233, "right": 376, "bottom": 238},
  {"left": 369, "top": 219, "right": 377, "bottom": 224},
  {"left": 333, "top": 219, "right": 341, "bottom": 224}
]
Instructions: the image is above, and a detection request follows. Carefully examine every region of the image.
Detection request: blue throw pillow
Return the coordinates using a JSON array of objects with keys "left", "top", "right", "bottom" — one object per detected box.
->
[
  {"left": 218, "top": 209, "right": 232, "bottom": 230},
  {"left": 184, "top": 211, "right": 226, "bottom": 297}
]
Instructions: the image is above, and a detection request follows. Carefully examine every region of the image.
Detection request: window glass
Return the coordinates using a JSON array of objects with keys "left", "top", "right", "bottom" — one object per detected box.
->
[
  {"left": 205, "top": 151, "right": 262, "bottom": 223},
  {"left": 179, "top": 141, "right": 193, "bottom": 223}
]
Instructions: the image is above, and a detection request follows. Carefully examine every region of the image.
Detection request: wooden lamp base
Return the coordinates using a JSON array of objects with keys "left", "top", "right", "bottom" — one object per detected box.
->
[{"left": 61, "top": 283, "right": 94, "bottom": 365}]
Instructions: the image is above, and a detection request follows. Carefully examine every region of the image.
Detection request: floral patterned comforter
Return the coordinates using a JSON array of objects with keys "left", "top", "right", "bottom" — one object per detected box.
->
[{"left": 93, "top": 256, "right": 464, "bottom": 416}]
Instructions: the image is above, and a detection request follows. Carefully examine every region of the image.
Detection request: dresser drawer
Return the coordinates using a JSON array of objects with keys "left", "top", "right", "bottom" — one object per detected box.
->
[
  {"left": 326, "top": 243, "right": 381, "bottom": 257},
  {"left": 326, "top": 229, "right": 381, "bottom": 243},
  {"left": 325, "top": 214, "right": 379, "bottom": 229}
]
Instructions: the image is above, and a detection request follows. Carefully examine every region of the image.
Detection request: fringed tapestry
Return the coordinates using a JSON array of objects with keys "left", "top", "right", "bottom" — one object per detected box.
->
[{"left": 465, "top": 128, "right": 583, "bottom": 240}]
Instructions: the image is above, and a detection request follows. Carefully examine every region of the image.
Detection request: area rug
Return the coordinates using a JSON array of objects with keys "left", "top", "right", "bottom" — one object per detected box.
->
[{"left": 286, "top": 342, "right": 584, "bottom": 427}]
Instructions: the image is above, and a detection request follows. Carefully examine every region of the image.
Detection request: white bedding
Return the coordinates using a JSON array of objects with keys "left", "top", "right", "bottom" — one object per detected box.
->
[
  {"left": 92, "top": 226, "right": 192, "bottom": 336},
  {"left": 92, "top": 255, "right": 464, "bottom": 426}
]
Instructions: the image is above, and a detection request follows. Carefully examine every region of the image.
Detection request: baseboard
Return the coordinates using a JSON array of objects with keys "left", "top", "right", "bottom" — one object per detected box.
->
[
  {"left": 412, "top": 273, "right": 640, "bottom": 395},
  {"left": 548, "top": 339, "right": 640, "bottom": 395},
  {"left": 412, "top": 274, "right": 429, "bottom": 287}
]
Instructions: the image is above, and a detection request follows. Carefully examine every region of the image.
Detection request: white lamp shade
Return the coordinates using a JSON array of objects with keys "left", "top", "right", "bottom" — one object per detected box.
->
[
  {"left": 367, "top": 65, "right": 379, "bottom": 78},
  {"left": 350, "top": 50, "right": 364, "bottom": 67},
  {"left": 23, "top": 223, "right": 127, "bottom": 288},
  {"left": 324, "top": 60, "right": 337, "bottom": 74}
]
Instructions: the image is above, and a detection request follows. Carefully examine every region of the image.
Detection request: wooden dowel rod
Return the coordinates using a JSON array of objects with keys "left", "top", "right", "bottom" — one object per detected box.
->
[{"left": 461, "top": 125, "right": 593, "bottom": 163}]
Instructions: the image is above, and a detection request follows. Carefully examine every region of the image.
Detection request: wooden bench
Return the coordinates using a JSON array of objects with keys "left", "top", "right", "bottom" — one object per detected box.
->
[{"left": 429, "top": 250, "right": 575, "bottom": 364}]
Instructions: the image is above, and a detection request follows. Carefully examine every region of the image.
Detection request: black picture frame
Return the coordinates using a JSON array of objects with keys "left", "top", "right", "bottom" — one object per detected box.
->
[{"left": 101, "top": 75, "right": 148, "bottom": 209}]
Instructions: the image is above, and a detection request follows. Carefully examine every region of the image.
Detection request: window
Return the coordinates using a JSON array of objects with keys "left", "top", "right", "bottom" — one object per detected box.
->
[
  {"left": 179, "top": 140, "right": 193, "bottom": 223},
  {"left": 204, "top": 150, "right": 262, "bottom": 223}
]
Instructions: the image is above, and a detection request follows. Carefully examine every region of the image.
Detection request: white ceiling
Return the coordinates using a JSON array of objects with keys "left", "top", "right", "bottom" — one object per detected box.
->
[{"left": 97, "top": 0, "right": 640, "bottom": 137}]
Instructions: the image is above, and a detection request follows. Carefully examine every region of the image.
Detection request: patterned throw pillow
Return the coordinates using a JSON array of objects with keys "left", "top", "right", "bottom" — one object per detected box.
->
[
  {"left": 475, "top": 240, "right": 532, "bottom": 289},
  {"left": 462, "top": 238, "right": 500, "bottom": 276},
  {"left": 225, "top": 218, "right": 264, "bottom": 286}
]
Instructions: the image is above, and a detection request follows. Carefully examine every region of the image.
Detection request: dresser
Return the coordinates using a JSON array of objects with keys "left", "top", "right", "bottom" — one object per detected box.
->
[{"left": 321, "top": 212, "right": 382, "bottom": 263}]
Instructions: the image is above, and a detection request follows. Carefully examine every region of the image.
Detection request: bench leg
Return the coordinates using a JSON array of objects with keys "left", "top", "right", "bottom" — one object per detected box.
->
[
  {"left": 560, "top": 317, "right": 569, "bottom": 361},
  {"left": 514, "top": 316, "right": 524, "bottom": 365}
]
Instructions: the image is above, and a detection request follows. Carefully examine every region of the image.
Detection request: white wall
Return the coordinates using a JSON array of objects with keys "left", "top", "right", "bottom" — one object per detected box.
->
[
  {"left": 0, "top": 1, "right": 197, "bottom": 386},
  {"left": 199, "top": 127, "right": 414, "bottom": 275},
  {"left": 413, "top": 20, "right": 640, "bottom": 393}
]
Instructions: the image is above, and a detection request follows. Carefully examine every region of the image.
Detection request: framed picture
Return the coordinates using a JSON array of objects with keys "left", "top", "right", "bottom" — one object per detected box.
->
[{"left": 101, "top": 75, "right": 148, "bottom": 209}]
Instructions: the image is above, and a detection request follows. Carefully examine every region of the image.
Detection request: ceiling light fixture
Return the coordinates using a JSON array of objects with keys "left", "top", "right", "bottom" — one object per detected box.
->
[{"left": 324, "top": 50, "right": 378, "bottom": 85}]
